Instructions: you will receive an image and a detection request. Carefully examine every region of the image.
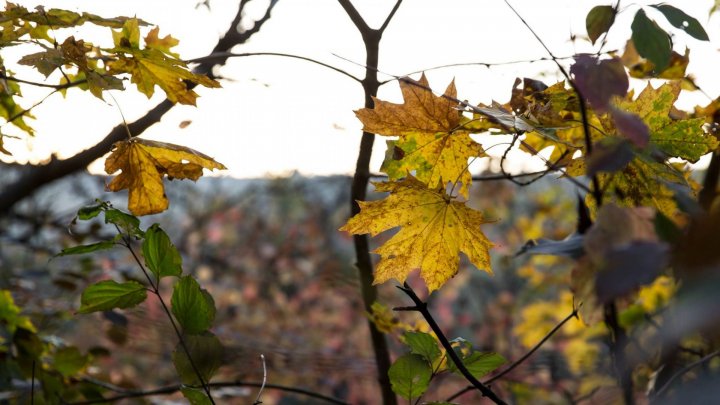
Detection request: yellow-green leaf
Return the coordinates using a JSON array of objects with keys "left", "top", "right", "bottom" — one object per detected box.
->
[
  {"left": 340, "top": 176, "right": 493, "bottom": 291},
  {"left": 356, "top": 74, "right": 485, "bottom": 197},
  {"left": 105, "top": 138, "right": 226, "bottom": 216}
]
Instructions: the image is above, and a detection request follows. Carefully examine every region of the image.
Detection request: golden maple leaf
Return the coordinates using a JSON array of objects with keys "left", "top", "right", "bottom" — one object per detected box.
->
[
  {"left": 341, "top": 176, "right": 493, "bottom": 291},
  {"left": 356, "top": 74, "right": 485, "bottom": 197},
  {"left": 105, "top": 138, "right": 226, "bottom": 216}
]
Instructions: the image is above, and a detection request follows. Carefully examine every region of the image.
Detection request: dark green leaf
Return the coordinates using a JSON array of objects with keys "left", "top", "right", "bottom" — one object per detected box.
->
[
  {"left": 631, "top": 9, "right": 671, "bottom": 72},
  {"left": 652, "top": 4, "right": 709, "bottom": 41},
  {"left": 142, "top": 224, "right": 182, "bottom": 280},
  {"left": 57, "top": 241, "right": 116, "bottom": 257},
  {"left": 171, "top": 276, "right": 215, "bottom": 334},
  {"left": 77, "top": 203, "right": 105, "bottom": 220},
  {"left": 53, "top": 347, "right": 88, "bottom": 377},
  {"left": 388, "top": 353, "right": 431, "bottom": 400},
  {"left": 586, "top": 5, "right": 616, "bottom": 44},
  {"left": 78, "top": 280, "right": 147, "bottom": 314},
  {"left": 172, "top": 332, "right": 223, "bottom": 385},
  {"left": 181, "top": 387, "right": 213, "bottom": 405},
  {"left": 457, "top": 352, "right": 507, "bottom": 379},
  {"left": 104, "top": 208, "right": 143, "bottom": 237},
  {"left": 404, "top": 331, "right": 441, "bottom": 364}
]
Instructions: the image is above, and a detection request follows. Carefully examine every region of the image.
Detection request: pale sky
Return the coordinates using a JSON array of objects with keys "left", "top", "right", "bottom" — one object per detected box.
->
[{"left": 3, "top": 0, "right": 719, "bottom": 177}]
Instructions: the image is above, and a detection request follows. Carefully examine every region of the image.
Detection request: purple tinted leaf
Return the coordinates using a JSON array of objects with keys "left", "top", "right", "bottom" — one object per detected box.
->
[
  {"left": 586, "top": 138, "right": 635, "bottom": 176},
  {"left": 517, "top": 233, "right": 585, "bottom": 259},
  {"left": 570, "top": 55, "right": 628, "bottom": 112},
  {"left": 611, "top": 107, "right": 650, "bottom": 147},
  {"left": 595, "top": 241, "right": 668, "bottom": 303}
]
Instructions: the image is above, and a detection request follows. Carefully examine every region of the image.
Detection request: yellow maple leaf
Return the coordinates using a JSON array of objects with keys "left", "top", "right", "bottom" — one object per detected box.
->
[
  {"left": 105, "top": 138, "right": 226, "bottom": 216},
  {"left": 340, "top": 176, "right": 493, "bottom": 291},
  {"left": 356, "top": 74, "right": 485, "bottom": 197}
]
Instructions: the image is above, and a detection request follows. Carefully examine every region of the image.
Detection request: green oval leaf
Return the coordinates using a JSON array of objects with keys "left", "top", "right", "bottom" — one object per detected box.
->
[
  {"left": 631, "top": 9, "right": 671, "bottom": 72},
  {"left": 53, "top": 347, "right": 89, "bottom": 377},
  {"left": 57, "top": 240, "right": 117, "bottom": 257},
  {"left": 171, "top": 276, "right": 216, "bottom": 334},
  {"left": 388, "top": 353, "right": 431, "bottom": 400},
  {"left": 651, "top": 4, "right": 709, "bottom": 41},
  {"left": 103, "top": 208, "right": 143, "bottom": 238},
  {"left": 77, "top": 203, "right": 105, "bottom": 220},
  {"left": 404, "top": 331, "right": 441, "bottom": 364},
  {"left": 78, "top": 280, "right": 147, "bottom": 314},
  {"left": 586, "top": 5, "right": 616, "bottom": 45},
  {"left": 172, "top": 332, "right": 223, "bottom": 385},
  {"left": 455, "top": 352, "right": 507, "bottom": 379},
  {"left": 142, "top": 224, "right": 182, "bottom": 280},
  {"left": 181, "top": 387, "right": 213, "bottom": 405}
]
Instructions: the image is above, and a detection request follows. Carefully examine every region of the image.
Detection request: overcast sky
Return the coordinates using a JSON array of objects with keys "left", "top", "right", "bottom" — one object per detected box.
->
[{"left": 4, "top": 0, "right": 718, "bottom": 177}]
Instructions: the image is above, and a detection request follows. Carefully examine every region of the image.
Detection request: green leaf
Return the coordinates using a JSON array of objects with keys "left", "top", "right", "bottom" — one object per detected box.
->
[
  {"left": 142, "top": 224, "right": 182, "bottom": 281},
  {"left": 181, "top": 387, "right": 213, "bottom": 405},
  {"left": 456, "top": 352, "right": 507, "bottom": 379},
  {"left": 78, "top": 280, "right": 147, "bottom": 314},
  {"left": 388, "top": 353, "right": 432, "bottom": 400},
  {"left": 77, "top": 203, "right": 105, "bottom": 220},
  {"left": 651, "top": 4, "right": 709, "bottom": 41},
  {"left": 404, "top": 332, "right": 441, "bottom": 365},
  {"left": 104, "top": 208, "right": 143, "bottom": 237},
  {"left": 53, "top": 347, "right": 89, "bottom": 377},
  {"left": 0, "top": 290, "right": 36, "bottom": 334},
  {"left": 57, "top": 241, "right": 116, "bottom": 257},
  {"left": 586, "top": 5, "right": 616, "bottom": 45},
  {"left": 631, "top": 9, "right": 671, "bottom": 72},
  {"left": 172, "top": 332, "right": 223, "bottom": 385},
  {"left": 652, "top": 118, "right": 718, "bottom": 162},
  {"left": 171, "top": 276, "right": 216, "bottom": 334}
]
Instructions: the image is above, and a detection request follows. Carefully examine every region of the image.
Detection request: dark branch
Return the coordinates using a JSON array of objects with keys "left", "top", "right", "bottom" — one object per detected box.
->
[
  {"left": 652, "top": 350, "right": 720, "bottom": 398},
  {"left": 379, "top": 0, "right": 404, "bottom": 33},
  {"left": 395, "top": 283, "right": 507, "bottom": 405}
]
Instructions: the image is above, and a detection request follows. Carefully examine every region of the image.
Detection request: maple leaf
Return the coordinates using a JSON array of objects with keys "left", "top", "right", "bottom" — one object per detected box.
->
[
  {"left": 340, "top": 176, "right": 493, "bottom": 291},
  {"left": 107, "top": 19, "right": 220, "bottom": 105},
  {"left": 105, "top": 138, "right": 226, "bottom": 216},
  {"left": 355, "top": 74, "right": 484, "bottom": 197}
]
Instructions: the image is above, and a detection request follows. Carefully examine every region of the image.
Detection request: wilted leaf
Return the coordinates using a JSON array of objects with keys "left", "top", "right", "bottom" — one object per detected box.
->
[
  {"left": 341, "top": 176, "right": 493, "bottom": 292},
  {"left": 142, "top": 224, "right": 182, "bottom": 280},
  {"left": 388, "top": 353, "right": 432, "bottom": 400},
  {"left": 404, "top": 331, "right": 441, "bottom": 365},
  {"left": 172, "top": 332, "right": 223, "bottom": 385},
  {"left": 651, "top": 4, "right": 709, "bottom": 41},
  {"left": 586, "top": 5, "right": 616, "bottom": 44},
  {"left": 105, "top": 138, "right": 226, "bottom": 216},
  {"left": 78, "top": 280, "right": 147, "bottom": 314},
  {"left": 356, "top": 74, "right": 485, "bottom": 197},
  {"left": 171, "top": 276, "right": 216, "bottom": 334},
  {"left": 631, "top": 10, "right": 671, "bottom": 72}
]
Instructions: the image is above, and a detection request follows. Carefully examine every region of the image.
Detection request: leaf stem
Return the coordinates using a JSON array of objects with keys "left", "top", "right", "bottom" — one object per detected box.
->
[
  {"left": 395, "top": 284, "right": 507, "bottom": 405},
  {"left": 120, "top": 234, "right": 216, "bottom": 404}
]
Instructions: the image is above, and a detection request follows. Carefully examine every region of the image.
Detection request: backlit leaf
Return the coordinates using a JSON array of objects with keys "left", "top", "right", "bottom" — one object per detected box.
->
[
  {"left": 356, "top": 74, "right": 485, "bottom": 197},
  {"left": 404, "top": 331, "right": 441, "bottom": 364},
  {"left": 142, "top": 224, "right": 182, "bottom": 281},
  {"left": 340, "top": 176, "right": 493, "bottom": 292},
  {"left": 586, "top": 5, "right": 616, "bottom": 45},
  {"left": 171, "top": 276, "right": 216, "bottom": 334},
  {"left": 448, "top": 351, "right": 506, "bottom": 379},
  {"left": 105, "top": 138, "right": 226, "bottom": 216},
  {"left": 53, "top": 347, "right": 88, "bottom": 377},
  {"left": 388, "top": 353, "right": 431, "bottom": 400},
  {"left": 651, "top": 4, "right": 709, "bottom": 41},
  {"left": 78, "top": 280, "right": 147, "bottom": 314},
  {"left": 631, "top": 10, "right": 671, "bottom": 72}
]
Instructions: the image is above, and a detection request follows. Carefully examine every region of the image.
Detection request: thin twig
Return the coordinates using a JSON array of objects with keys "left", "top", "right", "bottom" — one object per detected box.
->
[
  {"left": 186, "top": 52, "right": 361, "bottom": 83},
  {"left": 446, "top": 307, "right": 580, "bottom": 402},
  {"left": 69, "top": 380, "right": 349, "bottom": 405},
  {"left": 253, "top": 354, "right": 267, "bottom": 405},
  {"left": 395, "top": 283, "right": 507, "bottom": 405},
  {"left": 652, "top": 350, "right": 720, "bottom": 398}
]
